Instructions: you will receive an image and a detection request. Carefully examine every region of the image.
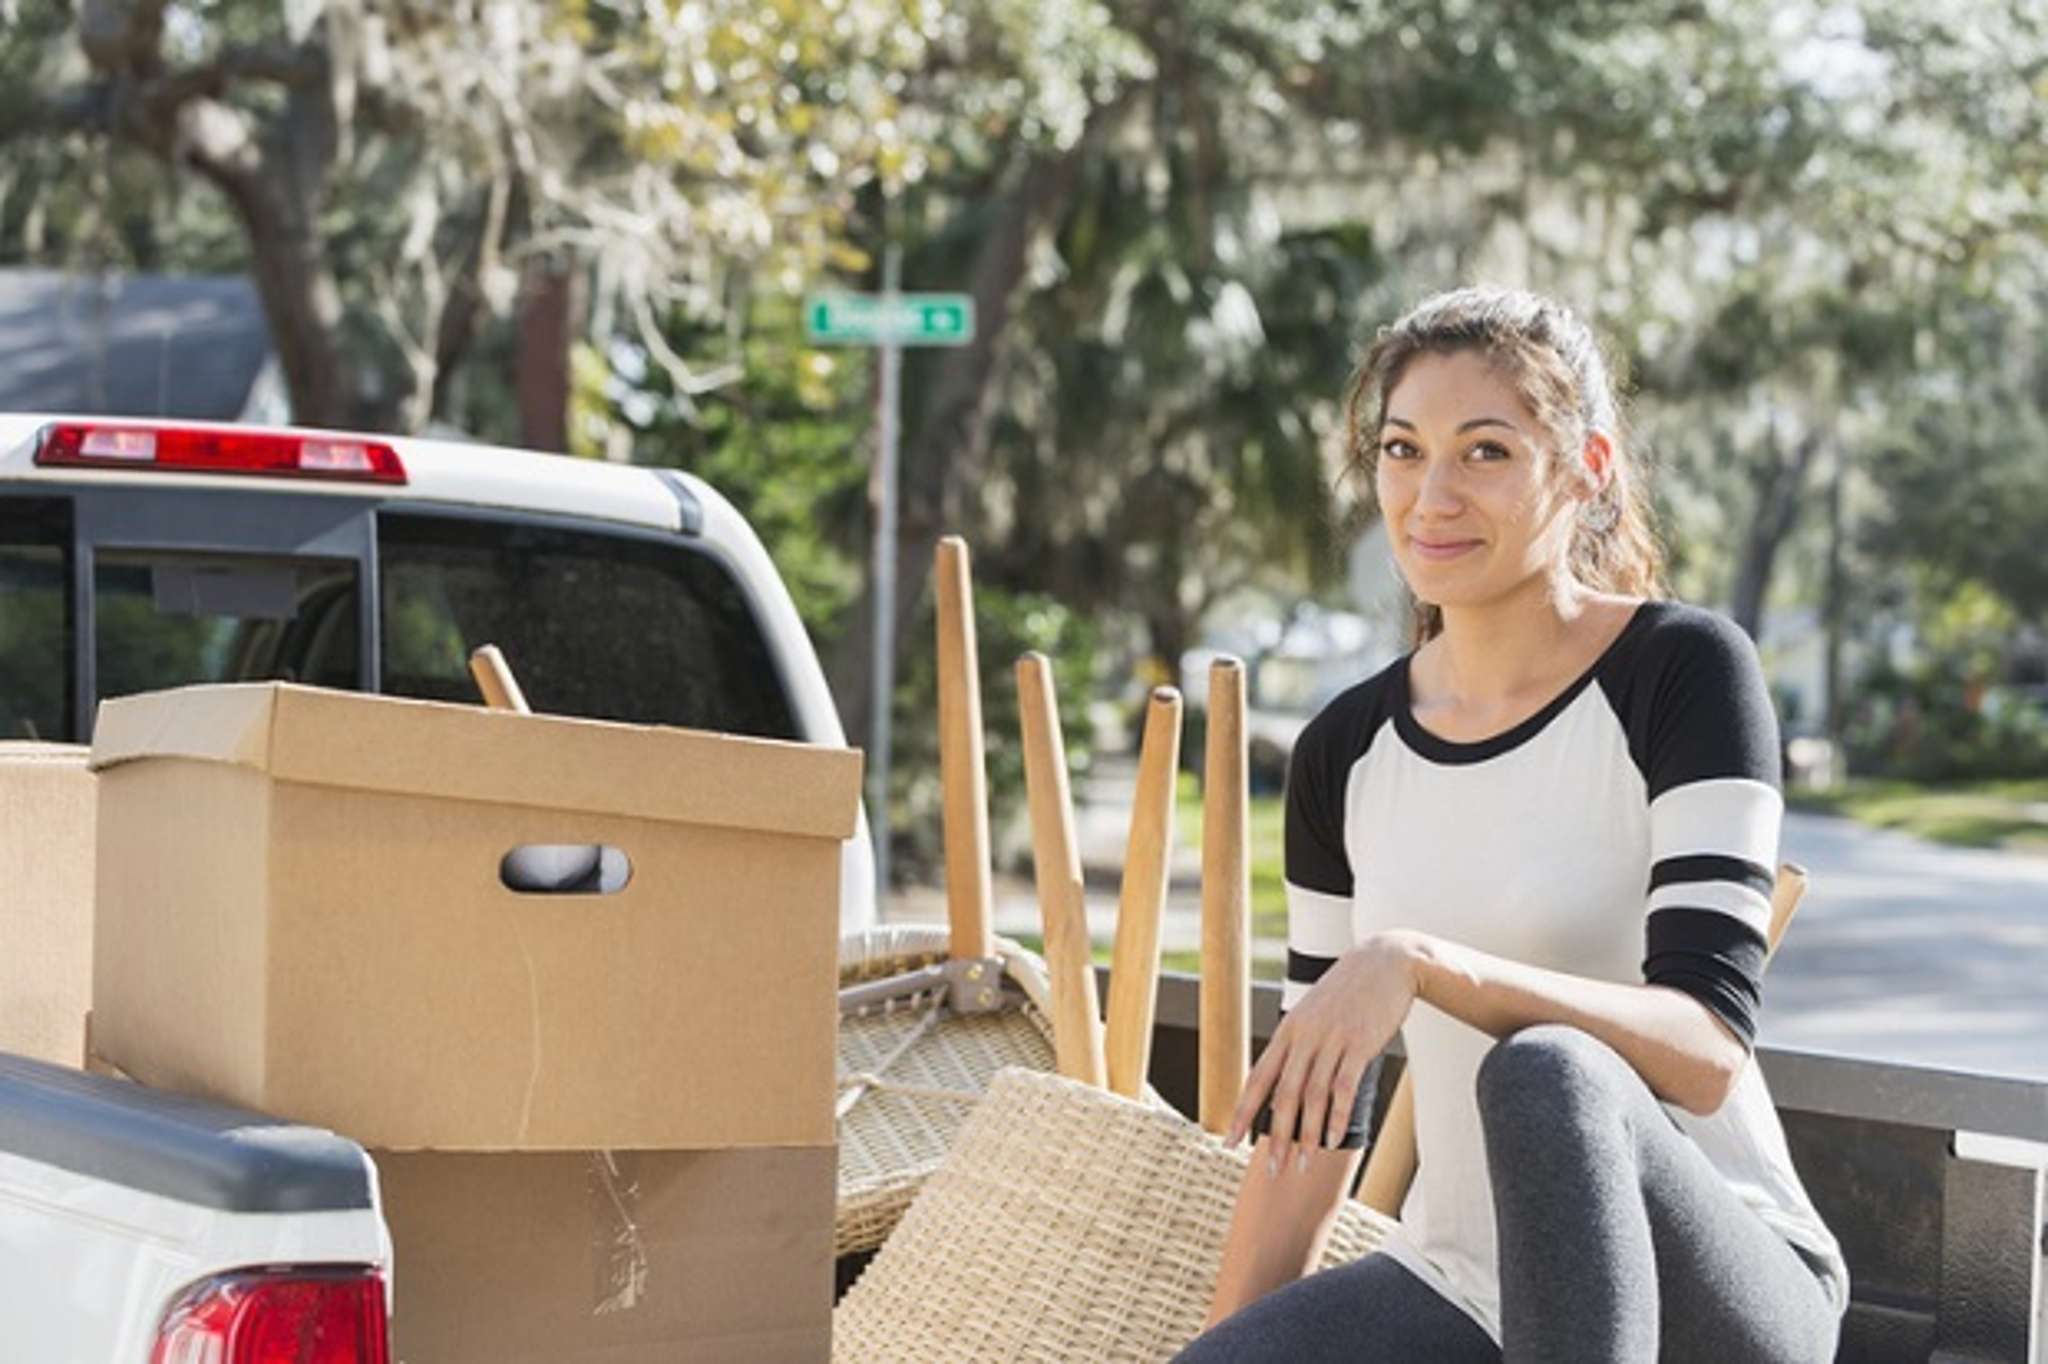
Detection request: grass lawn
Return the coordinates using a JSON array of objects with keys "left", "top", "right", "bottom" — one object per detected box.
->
[
  {"left": 1174, "top": 771, "right": 1289, "bottom": 941},
  {"left": 1788, "top": 777, "right": 2048, "bottom": 854}
]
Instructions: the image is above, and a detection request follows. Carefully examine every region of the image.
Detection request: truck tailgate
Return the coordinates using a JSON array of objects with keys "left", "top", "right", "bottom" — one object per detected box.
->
[{"left": 0, "top": 1052, "right": 387, "bottom": 1360}]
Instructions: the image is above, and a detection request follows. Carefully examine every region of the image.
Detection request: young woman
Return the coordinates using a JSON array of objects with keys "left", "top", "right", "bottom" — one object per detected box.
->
[{"left": 1177, "top": 288, "right": 1847, "bottom": 1362}]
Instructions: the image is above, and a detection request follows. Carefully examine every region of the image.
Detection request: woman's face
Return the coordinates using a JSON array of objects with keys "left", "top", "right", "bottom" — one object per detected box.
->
[{"left": 1374, "top": 349, "right": 1589, "bottom": 614}]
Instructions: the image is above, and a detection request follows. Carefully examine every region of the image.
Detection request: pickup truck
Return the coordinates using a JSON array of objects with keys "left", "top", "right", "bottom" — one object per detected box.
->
[{"left": 0, "top": 413, "right": 875, "bottom": 1359}]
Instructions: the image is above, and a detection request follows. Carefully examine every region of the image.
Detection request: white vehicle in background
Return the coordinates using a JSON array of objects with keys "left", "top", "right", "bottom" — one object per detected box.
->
[{"left": 0, "top": 414, "right": 873, "bottom": 1359}]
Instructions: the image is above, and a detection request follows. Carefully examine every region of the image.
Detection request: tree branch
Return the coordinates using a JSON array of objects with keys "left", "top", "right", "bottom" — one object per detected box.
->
[
  {"left": 143, "top": 43, "right": 325, "bottom": 105},
  {"left": 0, "top": 84, "right": 113, "bottom": 143}
]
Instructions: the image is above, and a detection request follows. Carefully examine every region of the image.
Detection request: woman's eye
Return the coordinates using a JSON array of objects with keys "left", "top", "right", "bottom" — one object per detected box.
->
[
  {"left": 1379, "top": 438, "right": 1419, "bottom": 460},
  {"left": 1470, "top": 441, "right": 1511, "bottom": 462}
]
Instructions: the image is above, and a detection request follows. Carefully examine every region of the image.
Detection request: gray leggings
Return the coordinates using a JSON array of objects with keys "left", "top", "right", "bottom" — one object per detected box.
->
[{"left": 1177, "top": 1025, "right": 1840, "bottom": 1363}]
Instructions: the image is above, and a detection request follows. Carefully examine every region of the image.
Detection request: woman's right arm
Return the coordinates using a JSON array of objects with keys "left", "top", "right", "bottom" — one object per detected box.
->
[{"left": 1205, "top": 1139, "right": 1365, "bottom": 1327}]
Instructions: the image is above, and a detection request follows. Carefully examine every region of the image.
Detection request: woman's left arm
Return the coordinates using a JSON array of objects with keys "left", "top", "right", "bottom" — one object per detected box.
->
[
  {"left": 1408, "top": 929, "right": 1744, "bottom": 1111},
  {"left": 1228, "top": 931, "right": 1743, "bottom": 1175}
]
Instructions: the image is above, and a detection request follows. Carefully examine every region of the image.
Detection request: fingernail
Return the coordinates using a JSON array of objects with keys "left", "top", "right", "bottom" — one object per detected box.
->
[
  {"left": 1296, "top": 1151, "right": 1308, "bottom": 1173},
  {"left": 1267, "top": 1155, "right": 1279, "bottom": 1178}
]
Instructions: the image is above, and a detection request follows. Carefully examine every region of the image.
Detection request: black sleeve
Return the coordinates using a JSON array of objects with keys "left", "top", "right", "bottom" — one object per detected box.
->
[
  {"left": 1628, "top": 608, "right": 1783, "bottom": 1049},
  {"left": 1283, "top": 702, "right": 1357, "bottom": 901}
]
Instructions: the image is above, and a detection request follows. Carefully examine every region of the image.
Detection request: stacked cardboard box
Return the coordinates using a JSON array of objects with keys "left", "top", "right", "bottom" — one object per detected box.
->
[
  {"left": 0, "top": 742, "right": 94, "bottom": 1068},
  {"left": 90, "top": 683, "right": 861, "bottom": 1362}
]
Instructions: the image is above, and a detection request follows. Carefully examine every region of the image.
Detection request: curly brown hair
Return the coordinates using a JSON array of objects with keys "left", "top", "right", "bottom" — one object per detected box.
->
[{"left": 1344, "top": 286, "right": 1667, "bottom": 645}]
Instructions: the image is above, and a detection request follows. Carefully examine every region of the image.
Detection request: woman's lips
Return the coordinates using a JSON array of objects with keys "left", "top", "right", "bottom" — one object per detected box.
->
[{"left": 1409, "top": 537, "right": 1481, "bottom": 561}]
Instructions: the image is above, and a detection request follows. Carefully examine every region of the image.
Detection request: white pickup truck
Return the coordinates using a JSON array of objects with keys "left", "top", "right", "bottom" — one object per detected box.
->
[{"left": 0, "top": 414, "right": 875, "bottom": 1359}]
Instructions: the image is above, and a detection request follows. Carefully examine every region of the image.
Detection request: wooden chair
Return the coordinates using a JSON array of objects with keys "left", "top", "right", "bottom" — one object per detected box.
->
[{"left": 1355, "top": 863, "right": 1811, "bottom": 1215}]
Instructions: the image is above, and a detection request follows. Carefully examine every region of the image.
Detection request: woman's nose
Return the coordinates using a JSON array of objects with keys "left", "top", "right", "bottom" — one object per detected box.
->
[{"left": 1415, "top": 456, "right": 1463, "bottom": 515}]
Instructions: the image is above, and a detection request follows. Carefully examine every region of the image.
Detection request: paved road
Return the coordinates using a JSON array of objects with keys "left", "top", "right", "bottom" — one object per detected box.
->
[
  {"left": 1766, "top": 811, "right": 2048, "bottom": 1080},
  {"left": 889, "top": 764, "right": 2048, "bottom": 1082}
]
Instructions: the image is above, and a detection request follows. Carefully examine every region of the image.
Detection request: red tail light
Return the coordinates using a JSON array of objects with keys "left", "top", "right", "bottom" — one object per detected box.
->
[
  {"left": 34, "top": 422, "right": 406, "bottom": 484},
  {"left": 151, "top": 1267, "right": 391, "bottom": 1364}
]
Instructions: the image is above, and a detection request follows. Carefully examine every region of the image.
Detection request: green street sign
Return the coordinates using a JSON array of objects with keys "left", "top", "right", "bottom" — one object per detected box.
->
[{"left": 805, "top": 292, "right": 975, "bottom": 346}]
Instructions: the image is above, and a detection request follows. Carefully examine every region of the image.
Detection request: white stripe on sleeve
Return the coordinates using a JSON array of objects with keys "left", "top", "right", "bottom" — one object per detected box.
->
[
  {"left": 1648, "top": 777, "right": 1782, "bottom": 865},
  {"left": 1285, "top": 882, "right": 1353, "bottom": 958},
  {"left": 1647, "top": 879, "right": 1772, "bottom": 938}
]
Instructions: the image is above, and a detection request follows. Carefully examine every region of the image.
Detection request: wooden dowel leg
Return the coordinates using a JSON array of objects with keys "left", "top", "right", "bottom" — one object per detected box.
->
[
  {"left": 935, "top": 536, "right": 994, "bottom": 963},
  {"left": 1016, "top": 652, "right": 1106, "bottom": 1088},
  {"left": 1106, "top": 687, "right": 1182, "bottom": 1100},
  {"left": 469, "top": 645, "right": 531, "bottom": 714},
  {"left": 1199, "top": 658, "right": 1250, "bottom": 1135},
  {"left": 1356, "top": 1073, "right": 1417, "bottom": 1216},
  {"left": 1766, "top": 861, "right": 1807, "bottom": 962}
]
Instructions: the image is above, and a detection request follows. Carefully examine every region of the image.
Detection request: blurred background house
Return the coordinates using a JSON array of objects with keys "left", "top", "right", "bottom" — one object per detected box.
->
[{"left": 0, "top": 270, "right": 280, "bottom": 423}]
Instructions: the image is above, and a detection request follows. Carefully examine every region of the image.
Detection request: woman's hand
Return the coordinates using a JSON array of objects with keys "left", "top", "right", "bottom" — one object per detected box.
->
[{"left": 1228, "top": 931, "right": 1423, "bottom": 1172}]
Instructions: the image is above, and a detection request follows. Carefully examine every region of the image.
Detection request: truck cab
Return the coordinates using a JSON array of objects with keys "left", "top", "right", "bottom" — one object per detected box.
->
[{"left": 0, "top": 414, "right": 875, "bottom": 932}]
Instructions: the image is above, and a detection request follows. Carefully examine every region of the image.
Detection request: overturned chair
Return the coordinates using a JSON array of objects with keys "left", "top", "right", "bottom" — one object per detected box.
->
[
  {"left": 834, "top": 536, "right": 1061, "bottom": 1257},
  {"left": 834, "top": 657, "right": 1397, "bottom": 1361}
]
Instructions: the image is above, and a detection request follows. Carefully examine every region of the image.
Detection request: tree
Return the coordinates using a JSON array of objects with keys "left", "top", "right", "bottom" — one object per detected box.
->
[
  {"left": 1617, "top": 0, "right": 2048, "bottom": 635},
  {"left": 811, "top": 0, "right": 1868, "bottom": 739},
  {"left": 1862, "top": 277, "right": 2048, "bottom": 625},
  {"left": 0, "top": 0, "right": 952, "bottom": 433}
]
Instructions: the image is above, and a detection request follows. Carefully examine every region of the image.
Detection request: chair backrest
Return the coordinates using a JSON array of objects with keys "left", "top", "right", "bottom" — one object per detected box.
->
[{"left": 1355, "top": 862, "right": 1810, "bottom": 1215}]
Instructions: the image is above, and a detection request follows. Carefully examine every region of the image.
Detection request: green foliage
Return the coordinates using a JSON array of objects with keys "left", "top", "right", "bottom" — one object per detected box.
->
[
  {"left": 1789, "top": 777, "right": 2048, "bottom": 854},
  {"left": 0, "top": 544, "right": 67, "bottom": 741},
  {"left": 1843, "top": 659, "right": 2048, "bottom": 782},
  {"left": 12, "top": 0, "right": 2048, "bottom": 806},
  {"left": 1863, "top": 375, "right": 2048, "bottom": 624},
  {"left": 615, "top": 295, "right": 870, "bottom": 645}
]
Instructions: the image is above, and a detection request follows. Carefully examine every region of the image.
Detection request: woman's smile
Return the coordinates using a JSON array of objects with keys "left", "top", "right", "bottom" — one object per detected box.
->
[{"left": 1408, "top": 536, "right": 1483, "bottom": 561}]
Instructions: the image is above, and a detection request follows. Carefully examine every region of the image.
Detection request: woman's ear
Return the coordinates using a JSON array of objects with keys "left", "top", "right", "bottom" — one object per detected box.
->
[{"left": 1578, "top": 429, "right": 1617, "bottom": 501}]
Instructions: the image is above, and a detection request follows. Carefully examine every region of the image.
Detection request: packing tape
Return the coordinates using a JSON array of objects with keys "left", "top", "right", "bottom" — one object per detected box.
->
[{"left": 587, "top": 1150, "right": 649, "bottom": 1315}]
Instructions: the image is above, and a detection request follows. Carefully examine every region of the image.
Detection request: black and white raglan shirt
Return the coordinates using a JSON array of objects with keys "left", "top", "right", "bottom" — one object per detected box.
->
[{"left": 1284, "top": 600, "right": 1848, "bottom": 1342}]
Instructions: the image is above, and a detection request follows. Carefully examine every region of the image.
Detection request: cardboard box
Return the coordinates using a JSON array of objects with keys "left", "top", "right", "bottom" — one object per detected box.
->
[
  {"left": 377, "top": 1145, "right": 834, "bottom": 1363},
  {"left": 0, "top": 743, "right": 95, "bottom": 1067},
  {"left": 89, "top": 683, "right": 861, "bottom": 1151}
]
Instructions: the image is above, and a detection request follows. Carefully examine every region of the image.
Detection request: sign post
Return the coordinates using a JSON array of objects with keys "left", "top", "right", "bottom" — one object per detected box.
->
[{"left": 806, "top": 272, "right": 975, "bottom": 906}]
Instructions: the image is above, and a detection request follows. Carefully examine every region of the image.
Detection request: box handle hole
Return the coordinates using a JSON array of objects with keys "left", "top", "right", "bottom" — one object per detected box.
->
[{"left": 500, "top": 845, "right": 632, "bottom": 895}]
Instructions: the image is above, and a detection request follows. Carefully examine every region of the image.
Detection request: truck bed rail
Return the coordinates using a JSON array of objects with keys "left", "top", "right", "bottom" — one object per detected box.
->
[{"left": 0, "top": 1052, "right": 372, "bottom": 1214}]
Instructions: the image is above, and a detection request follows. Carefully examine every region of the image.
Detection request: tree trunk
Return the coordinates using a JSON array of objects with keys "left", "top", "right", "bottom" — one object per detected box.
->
[
  {"left": 1729, "top": 431, "right": 1822, "bottom": 639},
  {"left": 84, "top": 28, "right": 356, "bottom": 429},
  {"left": 205, "top": 173, "right": 352, "bottom": 427},
  {"left": 517, "top": 258, "right": 577, "bottom": 452}
]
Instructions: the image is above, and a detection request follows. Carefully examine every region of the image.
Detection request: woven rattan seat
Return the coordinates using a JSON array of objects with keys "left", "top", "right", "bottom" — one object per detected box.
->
[
  {"left": 835, "top": 926, "right": 1060, "bottom": 1256},
  {"left": 834, "top": 1066, "right": 1394, "bottom": 1361}
]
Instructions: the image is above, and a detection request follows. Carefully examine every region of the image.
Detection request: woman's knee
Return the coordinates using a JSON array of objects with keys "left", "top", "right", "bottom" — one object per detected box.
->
[{"left": 1475, "top": 1024, "right": 1631, "bottom": 1129}]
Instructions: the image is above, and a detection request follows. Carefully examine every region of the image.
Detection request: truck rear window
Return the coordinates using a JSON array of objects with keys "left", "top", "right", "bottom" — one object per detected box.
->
[
  {"left": 93, "top": 551, "right": 360, "bottom": 705},
  {"left": 377, "top": 513, "right": 799, "bottom": 741},
  {"left": 0, "top": 498, "right": 71, "bottom": 741}
]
